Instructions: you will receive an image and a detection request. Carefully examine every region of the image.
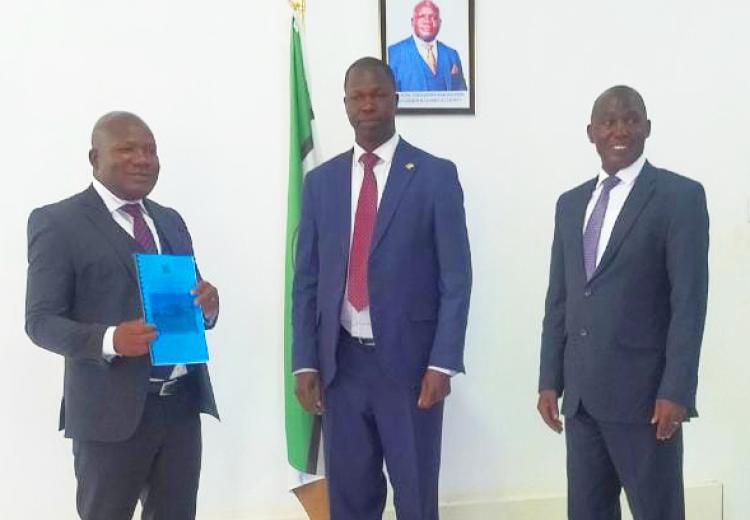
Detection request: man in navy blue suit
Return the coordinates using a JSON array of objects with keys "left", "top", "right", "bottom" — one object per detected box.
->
[
  {"left": 292, "top": 57, "right": 471, "bottom": 520},
  {"left": 537, "top": 86, "right": 709, "bottom": 520},
  {"left": 387, "top": 1, "right": 467, "bottom": 92}
]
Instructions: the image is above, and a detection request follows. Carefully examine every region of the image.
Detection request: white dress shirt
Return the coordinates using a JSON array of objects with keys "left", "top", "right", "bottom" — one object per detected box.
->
[
  {"left": 583, "top": 154, "right": 647, "bottom": 266},
  {"left": 91, "top": 179, "right": 186, "bottom": 379},
  {"left": 413, "top": 35, "right": 439, "bottom": 68}
]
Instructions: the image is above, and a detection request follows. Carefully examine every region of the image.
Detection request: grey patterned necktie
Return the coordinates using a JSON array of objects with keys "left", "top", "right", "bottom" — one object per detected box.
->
[{"left": 583, "top": 175, "right": 621, "bottom": 280}]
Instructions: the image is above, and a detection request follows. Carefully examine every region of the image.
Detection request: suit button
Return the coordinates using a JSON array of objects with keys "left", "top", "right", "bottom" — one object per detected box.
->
[
  {"left": 579, "top": 328, "right": 589, "bottom": 337},
  {"left": 583, "top": 289, "right": 592, "bottom": 297}
]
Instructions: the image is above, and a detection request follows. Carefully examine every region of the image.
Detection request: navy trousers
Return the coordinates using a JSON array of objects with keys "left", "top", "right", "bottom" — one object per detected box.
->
[
  {"left": 323, "top": 334, "right": 444, "bottom": 520},
  {"left": 566, "top": 404, "right": 685, "bottom": 520}
]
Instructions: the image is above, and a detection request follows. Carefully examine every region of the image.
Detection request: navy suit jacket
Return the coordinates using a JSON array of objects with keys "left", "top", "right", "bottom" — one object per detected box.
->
[
  {"left": 388, "top": 37, "right": 467, "bottom": 92},
  {"left": 539, "top": 162, "right": 709, "bottom": 423},
  {"left": 26, "top": 186, "right": 219, "bottom": 442},
  {"left": 292, "top": 138, "right": 472, "bottom": 388}
]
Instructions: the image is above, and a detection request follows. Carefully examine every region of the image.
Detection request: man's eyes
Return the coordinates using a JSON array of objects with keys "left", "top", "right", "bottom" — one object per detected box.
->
[{"left": 349, "top": 93, "right": 389, "bottom": 101}]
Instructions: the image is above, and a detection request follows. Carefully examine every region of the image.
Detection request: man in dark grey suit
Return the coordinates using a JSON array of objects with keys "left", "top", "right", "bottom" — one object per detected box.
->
[
  {"left": 26, "top": 112, "right": 220, "bottom": 520},
  {"left": 537, "top": 86, "right": 709, "bottom": 520}
]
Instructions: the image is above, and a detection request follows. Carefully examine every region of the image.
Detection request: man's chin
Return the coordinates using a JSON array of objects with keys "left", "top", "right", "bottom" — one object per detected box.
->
[{"left": 123, "top": 183, "right": 156, "bottom": 201}]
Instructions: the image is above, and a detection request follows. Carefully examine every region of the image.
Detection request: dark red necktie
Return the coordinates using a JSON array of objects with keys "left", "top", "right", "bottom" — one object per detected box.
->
[
  {"left": 347, "top": 152, "right": 379, "bottom": 311},
  {"left": 121, "top": 204, "right": 174, "bottom": 379},
  {"left": 120, "top": 203, "right": 158, "bottom": 254}
]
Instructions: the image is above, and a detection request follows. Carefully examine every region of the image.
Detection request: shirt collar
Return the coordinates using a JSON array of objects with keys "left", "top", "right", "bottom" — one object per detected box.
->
[
  {"left": 413, "top": 34, "right": 438, "bottom": 50},
  {"left": 353, "top": 132, "right": 400, "bottom": 166},
  {"left": 91, "top": 178, "right": 147, "bottom": 215},
  {"left": 596, "top": 153, "right": 646, "bottom": 188}
]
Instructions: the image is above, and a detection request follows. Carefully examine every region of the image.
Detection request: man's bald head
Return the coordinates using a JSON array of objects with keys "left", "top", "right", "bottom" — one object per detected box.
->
[
  {"left": 413, "top": 0, "right": 440, "bottom": 15},
  {"left": 91, "top": 111, "right": 153, "bottom": 148},
  {"left": 89, "top": 111, "right": 160, "bottom": 201},
  {"left": 591, "top": 85, "right": 647, "bottom": 122}
]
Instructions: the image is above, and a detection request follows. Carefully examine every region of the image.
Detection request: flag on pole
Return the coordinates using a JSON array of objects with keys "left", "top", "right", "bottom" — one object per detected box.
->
[{"left": 285, "top": 4, "right": 329, "bottom": 518}]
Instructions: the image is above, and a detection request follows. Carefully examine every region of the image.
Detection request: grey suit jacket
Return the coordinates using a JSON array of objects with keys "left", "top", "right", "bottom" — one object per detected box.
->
[
  {"left": 539, "top": 162, "right": 709, "bottom": 423},
  {"left": 26, "top": 185, "right": 218, "bottom": 442}
]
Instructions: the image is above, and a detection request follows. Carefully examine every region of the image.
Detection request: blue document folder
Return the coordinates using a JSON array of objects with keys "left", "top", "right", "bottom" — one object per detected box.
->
[{"left": 134, "top": 254, "right": 209, "bottom": 365}]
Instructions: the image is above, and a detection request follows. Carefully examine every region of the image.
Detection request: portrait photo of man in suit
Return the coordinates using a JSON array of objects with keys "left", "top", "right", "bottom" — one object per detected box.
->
[
  {"left": 292, "top": 57, "right": 472, "bottom": 520},
  {"left": 537, "top": 86, "right": 709, "bottom": 520},
  {"left": 387, "top": 0, "right": 468, "bottom": 92},
  {"left": 25, "top": 111, "right": 220, "bottom": 520}
]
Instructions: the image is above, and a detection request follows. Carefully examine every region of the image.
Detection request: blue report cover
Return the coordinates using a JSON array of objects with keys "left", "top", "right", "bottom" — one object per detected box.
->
[{"left": 134, "top": 253, "right": 209, "bottom": 365}]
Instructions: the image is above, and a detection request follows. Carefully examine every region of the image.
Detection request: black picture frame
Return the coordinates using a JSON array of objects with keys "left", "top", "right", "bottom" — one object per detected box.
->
[{"left": 380, "top": 0, "right": 475, "bottom": 114}]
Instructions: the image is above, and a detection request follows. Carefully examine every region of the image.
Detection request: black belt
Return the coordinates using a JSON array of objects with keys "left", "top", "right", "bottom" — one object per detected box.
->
[
  {"left": 148, "top": 373, "right": 194, "bottom": 397},
  {"left": 340, "top": 327, "right": 376, "bottom": 347}
]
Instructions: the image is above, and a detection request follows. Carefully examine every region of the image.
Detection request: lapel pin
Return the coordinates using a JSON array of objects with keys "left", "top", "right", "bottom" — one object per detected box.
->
[{"left": 405, "top": 162, "right": 415, "bottom": 172}]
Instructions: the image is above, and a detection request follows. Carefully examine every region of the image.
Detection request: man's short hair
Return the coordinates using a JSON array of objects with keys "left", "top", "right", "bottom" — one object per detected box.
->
[
  {"left": 344, "top": 57, "right": 397, "bottom": 91},
  {"left": 591, "top": 85, "right": 648, "bottom": 120}
]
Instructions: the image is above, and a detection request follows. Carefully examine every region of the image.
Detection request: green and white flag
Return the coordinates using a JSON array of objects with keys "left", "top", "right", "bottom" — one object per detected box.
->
[{"left": 284, "top": 11, "right": 324, "bottom": 489}]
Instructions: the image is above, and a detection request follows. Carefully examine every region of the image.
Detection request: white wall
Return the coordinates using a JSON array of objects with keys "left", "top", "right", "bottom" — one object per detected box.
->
[{"left": 1, "top": 1, "right": 748, "bottom": 519}]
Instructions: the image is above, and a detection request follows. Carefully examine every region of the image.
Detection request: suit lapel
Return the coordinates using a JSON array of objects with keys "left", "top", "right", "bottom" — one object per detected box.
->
[
  {"left": 144, "top": 200, "right": 177, "bottom": 255},
  {"left": 79, "top": 185, "right": 139, "bottom": 283},
  {"left": 333, "top": 151, "right": 353, "bottom": 260},
  {"left": 371, "top": 139, "right": 417, "bottom": 254},
  {"left": 590, "top": 162, "right": 657, "bottom": 281}
]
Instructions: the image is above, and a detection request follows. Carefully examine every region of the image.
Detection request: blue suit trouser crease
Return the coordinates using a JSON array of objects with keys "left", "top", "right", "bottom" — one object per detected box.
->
[{"left": 323, "top": 334, "right": 443, "bottom": 520}]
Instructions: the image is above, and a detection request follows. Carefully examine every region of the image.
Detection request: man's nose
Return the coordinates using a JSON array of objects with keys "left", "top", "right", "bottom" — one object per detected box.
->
[
  {"left": 612, "top": 119, "right": 629, "bottom": 136},
  {"left": 132, "top": 149, "right": 154, "bottom": 165},
  {"left": 360, "top": 97, "right": 376, "bottom": 111}
]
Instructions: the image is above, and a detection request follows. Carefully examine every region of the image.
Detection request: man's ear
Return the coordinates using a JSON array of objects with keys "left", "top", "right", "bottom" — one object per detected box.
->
[
  {"left": 586, "top": 124, "right": 594, "bottom": 144},
  {"left": 88, "top": 148, "right": 97, "bottom": 168}
]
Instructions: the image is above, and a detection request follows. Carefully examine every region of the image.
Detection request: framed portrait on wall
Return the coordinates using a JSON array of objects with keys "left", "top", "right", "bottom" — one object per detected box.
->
[{"left": 380, "top": 0, "right": 475, "bottom": 114}]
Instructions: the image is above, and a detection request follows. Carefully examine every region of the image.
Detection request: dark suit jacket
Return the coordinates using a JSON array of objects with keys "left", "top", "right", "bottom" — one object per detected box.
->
[
  {"left": 26, "top": 185, "right": 218, "bottom": 442},
  {"left": 539, "top": 162, "right": 709, "bottom": 423},
  {"left": 388, "top": 37, "right": 467, "bottom": 92},
  {"left": 292, "top": 138, "right": 472, "bottom": 389}
]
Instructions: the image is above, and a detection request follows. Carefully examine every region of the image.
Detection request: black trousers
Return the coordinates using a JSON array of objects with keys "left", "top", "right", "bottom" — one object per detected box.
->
[
  {"left": 566, "top": 404, "right": 684, "bottom": 520},
  {"left": 73, "top": 379, "right": 202, "bottom": 520}
]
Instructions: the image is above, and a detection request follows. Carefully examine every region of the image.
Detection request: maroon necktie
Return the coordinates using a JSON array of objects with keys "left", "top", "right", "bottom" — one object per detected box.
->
[
  {"left": 347, "top": 152, "right": 379, "bottom": 311},
  {"left": 121, "top": 204, "right": 174, "bottom": 380},
  {"left": 121, "top": 203, "right": 158, "bottom": 254}
]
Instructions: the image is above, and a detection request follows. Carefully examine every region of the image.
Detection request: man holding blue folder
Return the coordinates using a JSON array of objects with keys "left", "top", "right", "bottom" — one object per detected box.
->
[{"left": 26, "top": 111, "right": 220, "bottom": 520}]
